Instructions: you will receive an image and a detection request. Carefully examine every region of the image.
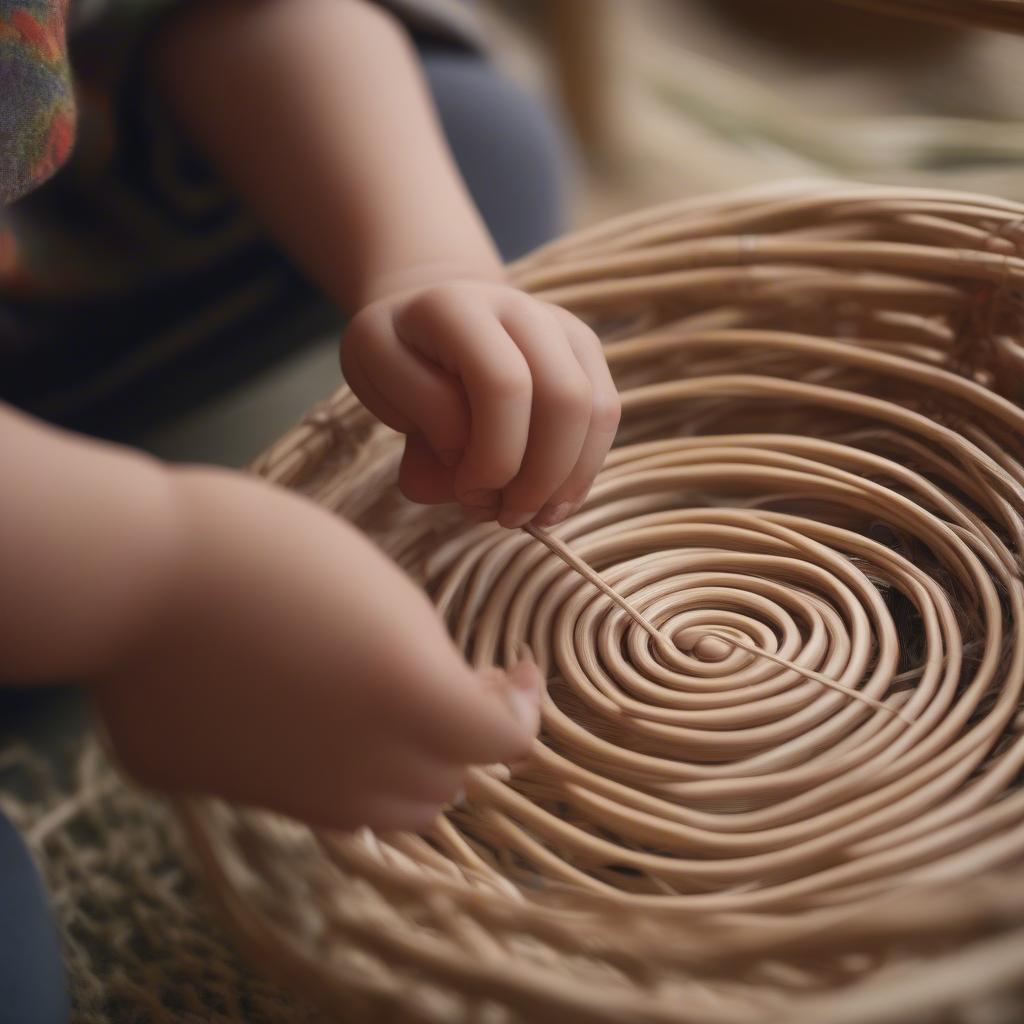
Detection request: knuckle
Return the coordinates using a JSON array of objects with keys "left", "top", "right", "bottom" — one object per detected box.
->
[
  {"left": 410, "top": 282, "right": 466, "bottom": 319},
  {"left": 396, "top": 294, "right": 443, "bottom": 333},
  {"left": 554, "top": 303, "right": 600, "bottom": 343},
  {"left": 580, "top": 323, "right": 603, "bottom": 349},
  {"left": 483, "top": 364, "right": 532, "bottom": 403},
  {"left": 543, "top": 374, "right": 593, "bottom": 420},
  {"left": 591, "top": 391, "right": 623, "bottom": 432},
  {"left": 542, "top": 299, "right": 578, "bottom": 326},
  {"left": 510, "top": 292, "right": 557, "bottom": 327}
]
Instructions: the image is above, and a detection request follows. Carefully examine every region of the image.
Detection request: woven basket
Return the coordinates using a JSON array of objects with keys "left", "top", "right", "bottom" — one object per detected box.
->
[
  {"left": 178, "top": 181, "right": 1024, "bottom": 1024},
  {"left": 834, "top": 0, "right": 1024, "bottom": 32}
]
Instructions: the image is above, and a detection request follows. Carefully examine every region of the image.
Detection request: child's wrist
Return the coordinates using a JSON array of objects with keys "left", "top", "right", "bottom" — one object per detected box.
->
[{"left": 358, "top": 258, "right": 507, "bottom": 307}]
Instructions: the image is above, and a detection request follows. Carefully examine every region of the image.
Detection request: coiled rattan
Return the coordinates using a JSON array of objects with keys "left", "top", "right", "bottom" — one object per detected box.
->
[{"left": 180, "top": 181, "right": 1024, "bottom": 1024}]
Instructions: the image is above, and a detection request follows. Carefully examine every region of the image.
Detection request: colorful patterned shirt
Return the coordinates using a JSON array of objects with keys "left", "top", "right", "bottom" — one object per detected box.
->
[{"left": 0, "top": 0, "right": 73, "bottom": 205}]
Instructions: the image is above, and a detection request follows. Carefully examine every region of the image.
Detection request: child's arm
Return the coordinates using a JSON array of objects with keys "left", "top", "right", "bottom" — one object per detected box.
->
[
  {"left": 151, "top": 0, "right": 620, "bottom": 529},
  {"left": 0, "top": 404, "right": 181, "bottom": 683},
  {"left": 1, "top": 404, "right": 540, "bottom": 830}
]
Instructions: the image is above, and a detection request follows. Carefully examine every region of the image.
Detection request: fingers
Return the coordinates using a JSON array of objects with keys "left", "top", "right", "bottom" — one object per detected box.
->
[
  {"left": 364, "top": 756, "right": 468, "bottom": 833},
  {"left": 412, "top": 655, "right": 544, "bottom": 768},
  {"left": 398, "top": 290, "right": 534, "bottom": 519},
  {"left": 493, "top": 300, "right": 593, "bottom": 527},
  {"left": 532, "top": 306, "right": 621, "bottom": 526},
  {"left": 338, "top": 658, "right": 543, "bottom": 835},
  {"left": 344, "top": 284, "right": 620, "bottom": 525},
  {"left": 342, "top": 304, "right": 470, "bottom": 463},
  {"left": 407, "top": 288, "right": 615, "bottom": 526}
]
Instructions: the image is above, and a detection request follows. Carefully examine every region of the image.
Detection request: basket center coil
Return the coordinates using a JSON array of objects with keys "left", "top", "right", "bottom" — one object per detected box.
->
[{"left": 429, "top": 425, "right": 1021, "bottom": 911}]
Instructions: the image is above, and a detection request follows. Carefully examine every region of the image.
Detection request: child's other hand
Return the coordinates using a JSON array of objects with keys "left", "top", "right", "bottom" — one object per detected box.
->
[
  {"left": 92, "top": 468, "right": 542, "bottom": 833},
  {"left": 341, "top": 281, "right": 620, "bottom": 528}
]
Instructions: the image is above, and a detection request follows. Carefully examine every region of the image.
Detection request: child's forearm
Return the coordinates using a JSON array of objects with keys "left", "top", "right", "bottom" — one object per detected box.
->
[
  {"left": 151, "top": 0, "right": 505, "bottom": 310},
  {"left": 0, "top": 405, "right": 181, "bottom": 683}
]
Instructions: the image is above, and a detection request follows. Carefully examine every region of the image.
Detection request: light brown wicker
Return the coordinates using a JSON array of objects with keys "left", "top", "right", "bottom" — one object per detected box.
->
[
  {"left": 179, "top": 181, "right": 1024, "bottom": 1024},
  {"left": 833, "top": 0, "right": 1024, "bottom": 32}
]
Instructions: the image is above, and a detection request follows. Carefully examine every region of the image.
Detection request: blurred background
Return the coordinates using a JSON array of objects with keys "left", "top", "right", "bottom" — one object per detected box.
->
[
  {"left": 124, "top": 0, "right": 1024, "bottom": 464},
  {"left": 485, "top": 0, "right": 1024, "bottom": 220}
]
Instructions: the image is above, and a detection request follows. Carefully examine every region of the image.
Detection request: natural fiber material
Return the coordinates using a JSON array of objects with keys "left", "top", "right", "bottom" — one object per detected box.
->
[
  {"left": 170, "top": 181, "right": 1024, "bottom": 1023},
  {"left": 0, "top": 736, "right": 328, "bottom": 1024},
  {"left": 833, "top": 0, "right": 1024, "bottom": 32}
]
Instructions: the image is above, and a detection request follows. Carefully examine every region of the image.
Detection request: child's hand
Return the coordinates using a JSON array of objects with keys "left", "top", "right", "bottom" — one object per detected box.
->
[
  {"left": 92, "top": 467, "right": 542, "bottom": 833},
  {"left": 341, "top": 281, "right": 620, "bottom": 528}
]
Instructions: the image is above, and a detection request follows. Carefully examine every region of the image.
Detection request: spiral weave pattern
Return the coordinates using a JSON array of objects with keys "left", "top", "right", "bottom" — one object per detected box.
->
[{"left": 182, "top": 182, "right": 1024, "bottom": 1024}]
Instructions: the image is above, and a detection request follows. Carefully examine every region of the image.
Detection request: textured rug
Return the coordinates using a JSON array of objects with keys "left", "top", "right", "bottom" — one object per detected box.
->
[{"left": 0, "top": 726, "right": 330, "bottom": 1024}]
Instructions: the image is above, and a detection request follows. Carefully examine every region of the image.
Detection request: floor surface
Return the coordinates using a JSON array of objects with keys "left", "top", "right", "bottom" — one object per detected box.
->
[{"left": 138, "top": 336, "right": 343, "bottom": 468}]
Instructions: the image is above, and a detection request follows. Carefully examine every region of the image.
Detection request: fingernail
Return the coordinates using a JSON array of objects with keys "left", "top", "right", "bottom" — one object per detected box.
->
[
  {"left": 499, "top": 508, "right": 534, "bottom": 529},
  {"left": 439, "top": 449, "right": 462, "bottom": 468},
  {"left": 449, "top": 788, "right": 466, "bottom": 808},
  {"left": 534, "top": 501, "right": 571, "bottom": 527},
  {"left": 460, "top": 488, "right": 498, "bottom": 509}
]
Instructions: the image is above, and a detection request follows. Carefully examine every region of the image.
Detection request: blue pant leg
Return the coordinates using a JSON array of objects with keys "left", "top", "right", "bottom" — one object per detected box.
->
[
  {"left": 421, "top": 50, "right": 571, "bottom": 261},
  {"left": 0, "top": 812, "right": 69, "bottom": 1024}
]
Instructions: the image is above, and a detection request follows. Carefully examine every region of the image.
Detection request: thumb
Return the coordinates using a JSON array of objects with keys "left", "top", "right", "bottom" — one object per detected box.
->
[
  {"left": 479, "top": 657, "right": 544, "bottom": 745},
  {"left": 423, "top": 653, "right": 544, "bottom": 767}
]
